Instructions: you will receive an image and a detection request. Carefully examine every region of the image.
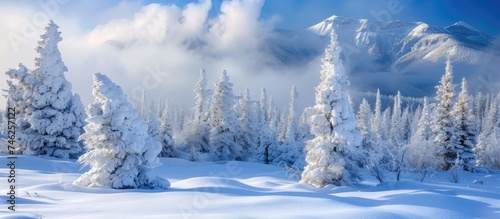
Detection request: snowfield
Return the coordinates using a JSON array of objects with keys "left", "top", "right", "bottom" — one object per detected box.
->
[{"left": 1, "top": 155, "right": 499, "bottom": 218}]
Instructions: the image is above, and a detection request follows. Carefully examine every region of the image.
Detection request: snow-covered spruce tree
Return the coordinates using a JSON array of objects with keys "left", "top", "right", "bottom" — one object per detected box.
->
[
  {"left": 450, "top": 78, "right": 478, "bottom": 171},
  {"left": 278, "top": 110, "right": 288, "bottom": 142},
  {"left": 148, "top": 101, "right": 161, "bottom": 143},
  {"left": 193, "top": 68, "right": 209, "bottom": 123},
  {"left": 371, "top": 89, "right": 383, "bottom": 140},
  {"left": 297, "top": 109, "right": 313, "bottom": 142},
  {"left": 236, "top": 89, "right": 259, "bottom": 160},
  {"left": 5, "top": 64, "right": 32, "bottom": 153},
  {"left": 356, "top": 98, "right": 372, "bottom": 140},
  {"left": 75, "top": 73, "right": 169, "bottom": 189},
  {"left": 390, "top": 91, "right": 403, "bottom": 146},
  {"left": 475, "top": 95, "right": 499, "bottom": 169},
  {"left": 410, "top": 105, "right": 422, "bottom": 142},
  {"left": 254, "top": 89, "right": 272, "bottom": 163},
  {"left": 159, "top": 102, "right": 176, "bottom": 158},
  {"left": 408, "top": 97, "right": 436, "bottom": 181},
  {"left": 5, "top": 64, "right": 31, "bottom": 121},
  {"left": 6, "top": 21, "right": 85, "bottom": 159},
  {"left": 473, "top": 92, "right": 486, "bottom": 126},
  {"left": 184, "top": 69, "right": 210, "bottom": 160},
  {"left": 274, "top": 86, "right": 302, "bottom": 166},
  {"left": 381, "top": 108, "right": 392, "bottom": 140},
  {"left": 254, "top": 100, "right": 272, "bottom": 163},
  {"left": 267, "top": 97, "right": 281, "bottom": 163},
  {"left": 401, "top": 106, "right": 411, "bottom": 143},
  {"left": 209, "top": 70, "right": 242, "bottom": 161},
  {"left": 260, "top": 88, "right": 269, "bottom": 122},
  {"left": 301, "top": 29, "right": 363, "bottom": 188},
  {"left": 432, "top": 58, "right": 457, "bottom": 170}
]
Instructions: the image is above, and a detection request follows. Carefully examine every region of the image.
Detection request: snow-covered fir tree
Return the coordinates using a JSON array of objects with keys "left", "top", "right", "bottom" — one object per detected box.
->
[
  {"left": 184, "top": 68, "right": 210, "bottom": 160},
  {"left": 274, "top": 86, "right": 302, "bottom": 166},
  {"left": 147, "top": 101, "right": 161, "bottom": 144},
  {"left": 255, "top": 100, "right": 272, "bottom": 163},
  {"left": 236, "top": 89, "right": 259, "bottom": 160},
  {"left": 407, "top": 97, "right": 436, "bottom": 178},
  {"left": 401, "top": 106, "right": 411, "bottom": 144},
  {"left": 297, "top": 109, "right": 313, "bottom": 142},
  {"left": 390, "top": 91, "right": 403, "bottom": 146},
  {"left": 267, "top": 97, "right": 281, "bottom": 163},
  {"left": 371, "top": 89, "right": 383, "bottom": 140},
  {"left": 159, "top": 102, "right": 176, "bottom": 158},
  {"left": 5, "top": 64, "right": 31, "bottom": 121},
  {"left": 194, "top": 68, "right": 209, "bottom": 122},
  {"left": 254, "top": 89, "right": 271, "bottom": 163},
  {"left": 75, "top": 73, "right": 169, "bottom": 189},
  {"left": 432, "top": 58, "right": 457, "bottom": 170},
  {"left": 381, "top": 108, "right": 392, "bottom": 140},
  {"left": 357, "top": 98, "right": 373, "bottom": 145},
  {"left": 451, "top": 78, "right": 477, "bottom": 171},
  {"left": 209, "top": 70, "right": 242, "bottom": 161},
  {"left": 5, "top": 21, "right": 85, "bottom": 158},
  {"left": 278, "top": 110, "right": 288, "bottom": 142},
  {"left": 301, "top": 29, "right": 363, "bottom": 188},
  {"left": 475, "top": 95, "right": 499, "bottom": 169}
]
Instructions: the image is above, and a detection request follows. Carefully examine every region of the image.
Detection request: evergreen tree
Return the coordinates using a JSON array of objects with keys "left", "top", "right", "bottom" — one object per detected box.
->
[
  {"left": 236, "top": 89, "right": 259, "bottom": 159},
  {"left": 408, "top": 97, "right": 436, "bottom": 177},
  {"left": 147, "top": 101, "right": 161, "bottom": 143},
  {"left": 274, "top": 86, "right": 302, "bottom": 166},
  {"left": 75, "top": 73, "right": 169, "bottom": 189},
  {"left": 184, "top": 68, "right": 210, "bottom": 160},
  {"left": 301, "top": 29, "right": 363, "bottom": 188},
  {"left": 390, "top": 91, "right": 403, "bottom": 146},
  {"left": 401, "top": 106, "right": 411, "bottom": 144},
  {"left": 432, "top": 58, "right": 457, "bottom": 170},
  {"left": 475, "top": 94, "right": 498, "bottom": 168},
  {"left": 6, "top": 21, "right": 85, "bottom": 158},
  {"left": 209, "top": 70, "right": 242, "bottom": 161},
  {"left": 255, "top": 100, "right": 272, "bottom": 163},
  {"left": 451, "top": 78, "right": 478, "bottom": 171},
  {"left": 357, "top": 98, "right": 372, "bottom": 139},
  {"left": 371, "top": 89, "right": 383, "bottom": 140},
  {"left": 194, "top": 68, "right": 209, "bottom": 122},
  {"left": 381, "top": 108, "right": 391, "bottom": 140},
  {"left": 267, "top": 96, "right": 280, "bottom": 162},
  {"left": 357, "top": 98, "right": 375, "bottom": 161},
  {"left": 297, "top": 109, "right": 313, "bottom": 141},
  {"left": 159, "top": 102, "right": 176, "bottom": 158}
]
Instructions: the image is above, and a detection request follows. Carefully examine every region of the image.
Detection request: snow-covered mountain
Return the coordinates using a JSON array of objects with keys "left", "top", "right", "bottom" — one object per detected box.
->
[
  {"left": 265, "top": 15, "right": 499, "bottom": 96},
  {"left": 310, "top": 15, "right": 496, "bottom": 70}
]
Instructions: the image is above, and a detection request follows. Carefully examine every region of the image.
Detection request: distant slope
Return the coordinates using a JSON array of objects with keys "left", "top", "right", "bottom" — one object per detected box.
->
[{"left": 304, "top": 15, "right": 500, "bottom": 96}]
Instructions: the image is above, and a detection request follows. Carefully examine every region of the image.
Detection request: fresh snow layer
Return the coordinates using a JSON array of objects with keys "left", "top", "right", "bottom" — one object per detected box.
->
[{"left": 0, "top": 155, "right": 499, "bottom": 218}]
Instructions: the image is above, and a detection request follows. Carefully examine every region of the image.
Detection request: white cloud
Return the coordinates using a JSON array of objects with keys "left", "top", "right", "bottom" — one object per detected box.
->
[{"left": 0, "top": 0, "right": 320, "bottom": 112}]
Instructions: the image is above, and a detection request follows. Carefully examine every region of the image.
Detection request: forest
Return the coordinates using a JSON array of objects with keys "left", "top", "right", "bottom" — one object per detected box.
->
[{"left": 1, "top": 21, "right": 499, "bottom": 190}]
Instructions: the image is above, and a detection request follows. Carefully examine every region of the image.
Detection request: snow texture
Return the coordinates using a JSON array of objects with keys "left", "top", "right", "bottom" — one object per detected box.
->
[
  {"left": 74, "top": 73, "right": 169, "bottom": 189},
  {"left": 301, "top": 29, "right": 363, "bottom": 188}
]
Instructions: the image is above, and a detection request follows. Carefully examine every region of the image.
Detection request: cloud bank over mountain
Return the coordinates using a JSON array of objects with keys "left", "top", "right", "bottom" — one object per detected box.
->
[
  {"left": 0, "top": 0, "right": 322, "bottom": 110},
  {"left": 0, "top": 0, "right": 498, "bottom": 111}
]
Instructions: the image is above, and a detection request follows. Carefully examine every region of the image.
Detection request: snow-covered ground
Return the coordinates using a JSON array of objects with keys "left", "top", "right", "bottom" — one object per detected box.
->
[{"left": 0, "top": 155, "right": 499, "bottom": 219}]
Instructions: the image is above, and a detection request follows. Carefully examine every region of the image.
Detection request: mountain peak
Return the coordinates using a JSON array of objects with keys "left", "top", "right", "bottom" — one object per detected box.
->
[
  {"left": 448, "top": 21, "right": 479, "bottom": 32},
  {"left": 325, "top": 15, "right": 338, "bottom": 21}
]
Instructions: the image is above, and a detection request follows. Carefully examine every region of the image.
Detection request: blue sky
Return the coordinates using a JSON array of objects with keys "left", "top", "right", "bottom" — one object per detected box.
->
[
  {"left": 145, "top": 0, "right": 500, "bottom": 36},
  {"left": 0, "top": 0, "right": 498, "bottom": 108}
]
